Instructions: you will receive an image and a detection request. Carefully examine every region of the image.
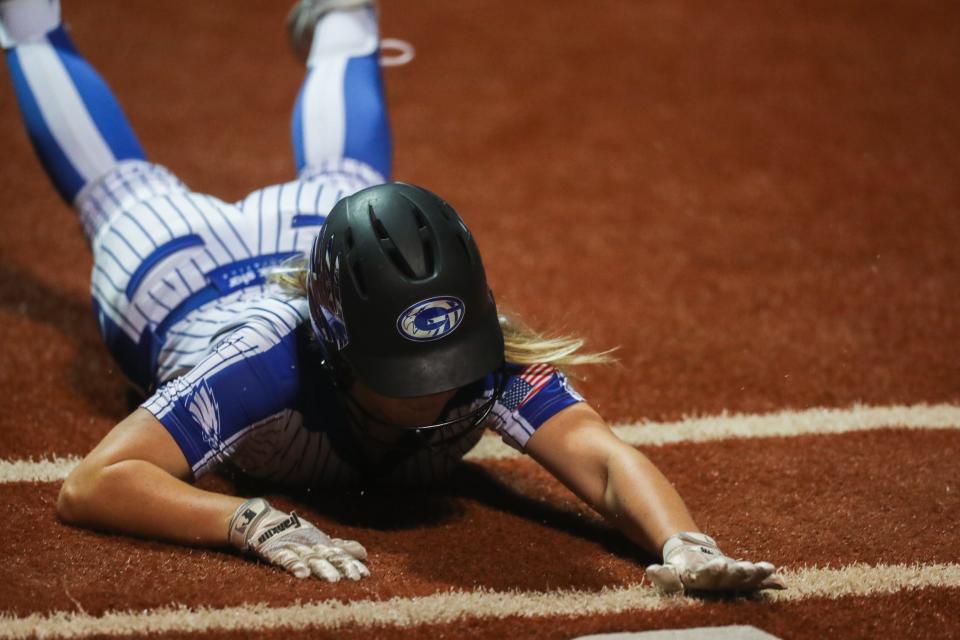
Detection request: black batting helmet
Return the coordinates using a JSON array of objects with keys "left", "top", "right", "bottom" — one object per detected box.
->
[{"left": 307, "top": 182, "right": 503, "bottom": 398}]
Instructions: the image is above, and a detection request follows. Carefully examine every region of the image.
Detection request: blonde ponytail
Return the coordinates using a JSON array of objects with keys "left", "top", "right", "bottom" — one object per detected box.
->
[
  {"left": 268, "top": 253, "right": 310, "bottom": 294},
  {"left": 499, "top": 314, "right": 616, "bottom": 373}
]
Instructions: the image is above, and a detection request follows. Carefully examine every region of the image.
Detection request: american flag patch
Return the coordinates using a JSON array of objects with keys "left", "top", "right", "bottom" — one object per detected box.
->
[{"left": 500, "top": 363, "right": 555, "bottom": 411}]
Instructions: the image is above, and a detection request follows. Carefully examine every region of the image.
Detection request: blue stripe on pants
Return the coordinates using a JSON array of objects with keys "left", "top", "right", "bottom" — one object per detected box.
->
[
  {"left": 291, "top": 50, "right": 392, "bottom": 180},
  {"left": 3, "top": 26, "right": 144, "bottom": 202},
  {"left": 5, "top": 46, "right": 87, "bottom": 200},
  {"left": 343, "top": 51, "right": 391, "bottom": 180},
  {"left": 291, "top": 70, "right": 309, "bottom": 173},
  {"left": 45, "top": 27, "right": 144, "bottom": 163}
]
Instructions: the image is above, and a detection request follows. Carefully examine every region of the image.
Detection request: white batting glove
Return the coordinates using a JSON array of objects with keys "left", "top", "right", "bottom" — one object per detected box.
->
[
  {"left": 645, "top": 532, "right": 786, "bottom": 593},
  {"left": 228, "top": 498, "right": 370, "bottom": 581}
]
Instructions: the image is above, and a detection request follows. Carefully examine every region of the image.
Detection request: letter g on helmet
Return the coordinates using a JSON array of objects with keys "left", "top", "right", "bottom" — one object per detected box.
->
[{"left": 307, "top": 182, "right": 503, "bottom": 398}]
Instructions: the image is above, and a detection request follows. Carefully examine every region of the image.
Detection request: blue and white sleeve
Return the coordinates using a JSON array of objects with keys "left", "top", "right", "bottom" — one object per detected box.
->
[
  {"left": 487, "top": 364, "right": 585, "bottom": 451},
  {"left": 140, "top": 322, "right": 301, "bottom": 478}
]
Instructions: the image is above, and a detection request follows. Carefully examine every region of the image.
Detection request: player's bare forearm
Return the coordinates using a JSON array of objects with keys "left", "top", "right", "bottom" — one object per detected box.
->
[
  {"left": 525, "top": 403, "right": 698, "bottom": 554},
  {"left": 600, "top": 446, "right": 699, "bottom": 552},
  {"left": 55, "top": 413, "right": 372, "bottom": 582},
  {"left": 57, "top": 460, "right": 243, "bottom": 545},
  {"left": 56, "top": 408, "right": 243, "bottom": 546}
]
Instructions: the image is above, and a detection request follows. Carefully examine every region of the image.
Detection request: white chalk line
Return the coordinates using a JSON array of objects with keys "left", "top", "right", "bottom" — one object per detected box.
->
[
  {"left": 470, "top": 401, "right": 960, "bottom": 459},
  {"left": 0, "top": 456, "right": 82, "bottom": 483},
  {"left": 2, "top": 402, "right": 959, "bottom": 482},
  {"left": 1, "top": 562, "right": 958, "bottom": 639}
]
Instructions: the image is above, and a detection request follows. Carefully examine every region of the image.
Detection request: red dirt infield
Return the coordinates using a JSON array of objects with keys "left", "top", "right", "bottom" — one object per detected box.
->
[{"left": 1, "top": 0, "right": 959, "bottom": 638}]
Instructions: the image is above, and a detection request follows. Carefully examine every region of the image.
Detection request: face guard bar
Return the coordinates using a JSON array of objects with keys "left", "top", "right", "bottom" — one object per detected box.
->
[{"left": 341, "top": 366, "right": 508, "bottom": 449}]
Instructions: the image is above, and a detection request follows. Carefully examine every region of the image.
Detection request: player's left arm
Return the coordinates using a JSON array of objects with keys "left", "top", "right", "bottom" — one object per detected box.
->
[
  {"left": 525, "top": 403, "right": 697, "bottom": 553},
  {"left": 525, "top": 402, "right": 785, "bottom": 592}
]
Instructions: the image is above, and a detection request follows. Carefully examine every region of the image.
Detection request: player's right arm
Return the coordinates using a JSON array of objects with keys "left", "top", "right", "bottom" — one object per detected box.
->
[
  {"left": 56, "top": 407, "right": 244, "bottom": 545},
  {"left": 56, "top": 410, "right": 369, "bottom": 581},
  {"left": 56, "top": 321, "right": 369, "bottom": 581}
]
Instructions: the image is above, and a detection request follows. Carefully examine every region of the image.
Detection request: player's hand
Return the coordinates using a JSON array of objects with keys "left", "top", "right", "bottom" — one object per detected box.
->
[
  {"left": 645, "top": 532, "right": 786, "bottom": 593},
  {"left": 228, "top": 498, "right": 370, "bottom": 581}
]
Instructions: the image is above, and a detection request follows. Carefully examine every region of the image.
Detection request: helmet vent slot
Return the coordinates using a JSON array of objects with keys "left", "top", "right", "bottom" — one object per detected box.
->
[
  {"left": 370, "top": 215, "right": 390, "bottom": 241},
  {"left": 380, "top": 239, "right": 419, "bottom": 279},
  {"left": 414, "top": 207, "right": 435, "bottom": 274},
  {"left": 368, "top": 203, "right": 433, "bottom": 280},
  {"left": 420, "top": 239, "right": 434, "bottom": 273},
  {"left": 413, "top": 207, "right": 430, "bottom": 230},
  {"left": 349, "top": 258, "right": 368, "bottom": 297}
]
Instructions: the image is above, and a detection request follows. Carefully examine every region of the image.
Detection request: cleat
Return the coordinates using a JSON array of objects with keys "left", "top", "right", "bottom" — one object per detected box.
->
[
  {"left": 286, "top": 0, "right": 375, "bottom": 62},
  {"left": 0, "top": 0, "right": 62, "bottom": 49}
]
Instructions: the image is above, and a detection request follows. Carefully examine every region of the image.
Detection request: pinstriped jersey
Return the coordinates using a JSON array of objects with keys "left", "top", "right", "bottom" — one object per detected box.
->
[
  {"left": 84, "top": 160, "right": 584, "bottom": 487},
  {"left": 86, "top": 159, "right": 381, "bottom": 387}
]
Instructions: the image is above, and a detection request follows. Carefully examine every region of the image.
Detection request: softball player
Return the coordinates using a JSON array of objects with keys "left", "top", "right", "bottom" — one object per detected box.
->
[{"left": 1, "top": 0, "right": 784, "bottom": 591}]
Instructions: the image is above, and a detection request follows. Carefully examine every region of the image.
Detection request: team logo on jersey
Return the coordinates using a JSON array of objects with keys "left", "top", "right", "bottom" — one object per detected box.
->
[
  {"left": 187, "top": 380, "right": 221, "bottom": 448},
  {"left": 397, "top": 296, "right": 465, "bottom": 342}
]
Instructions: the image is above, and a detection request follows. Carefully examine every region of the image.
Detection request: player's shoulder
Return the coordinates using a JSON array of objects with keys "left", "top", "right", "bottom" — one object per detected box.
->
[
  {"left": 503, "top": 361, "right": 556, "bottom": 377},
  {"left": 498, "top": 362, "right": 582, "bottom": 414},
  {"left": 169, "top": 295, "right": 308, "bottom": 391},
  {"left": 147, "top": 315, "right": 310, "bottom": 435},
  {"left": 501, "top": 361, "right": 567, "bottom": 390},
  {"left": 483, "top": 361, "right": 584, "bottom": 450}
]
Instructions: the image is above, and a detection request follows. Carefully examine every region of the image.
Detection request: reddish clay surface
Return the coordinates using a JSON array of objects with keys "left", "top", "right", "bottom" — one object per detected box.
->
[{"left": 1, "top": 0, "right": 959, "bottom": 637}]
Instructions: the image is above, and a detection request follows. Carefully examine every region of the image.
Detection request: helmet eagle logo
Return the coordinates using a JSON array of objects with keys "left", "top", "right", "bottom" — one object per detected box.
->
[{"left": 397, "top": 296, "right": 465, "bottom": 342}]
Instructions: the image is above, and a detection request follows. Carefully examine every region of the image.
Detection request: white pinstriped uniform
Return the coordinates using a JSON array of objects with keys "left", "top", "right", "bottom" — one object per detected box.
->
[
  {"left": 3, "top": 3, "right": 585, "bottom": 487},
  {"left": 80, "top": 158, "right": 381, "bottom": 384}
]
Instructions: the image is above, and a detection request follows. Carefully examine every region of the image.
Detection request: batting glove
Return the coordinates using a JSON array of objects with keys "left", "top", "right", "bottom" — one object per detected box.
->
[
  {"left": 228, "top": 498, "right": 370, "bottom": 581},
  {"left": 645, "top": 531, "right": 786, "bottom": 593}
]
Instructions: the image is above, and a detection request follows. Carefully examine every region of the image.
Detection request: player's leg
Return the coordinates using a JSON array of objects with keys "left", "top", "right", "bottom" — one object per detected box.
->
[
  {"left": 2, "top": 0, "right": 199, "bottom": 390},
  {"left": 0, "top": 0, "right": 184, "bottom": 242},
  {"left": 289, "top": 0, "right": 392, "bottom": 181}
]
